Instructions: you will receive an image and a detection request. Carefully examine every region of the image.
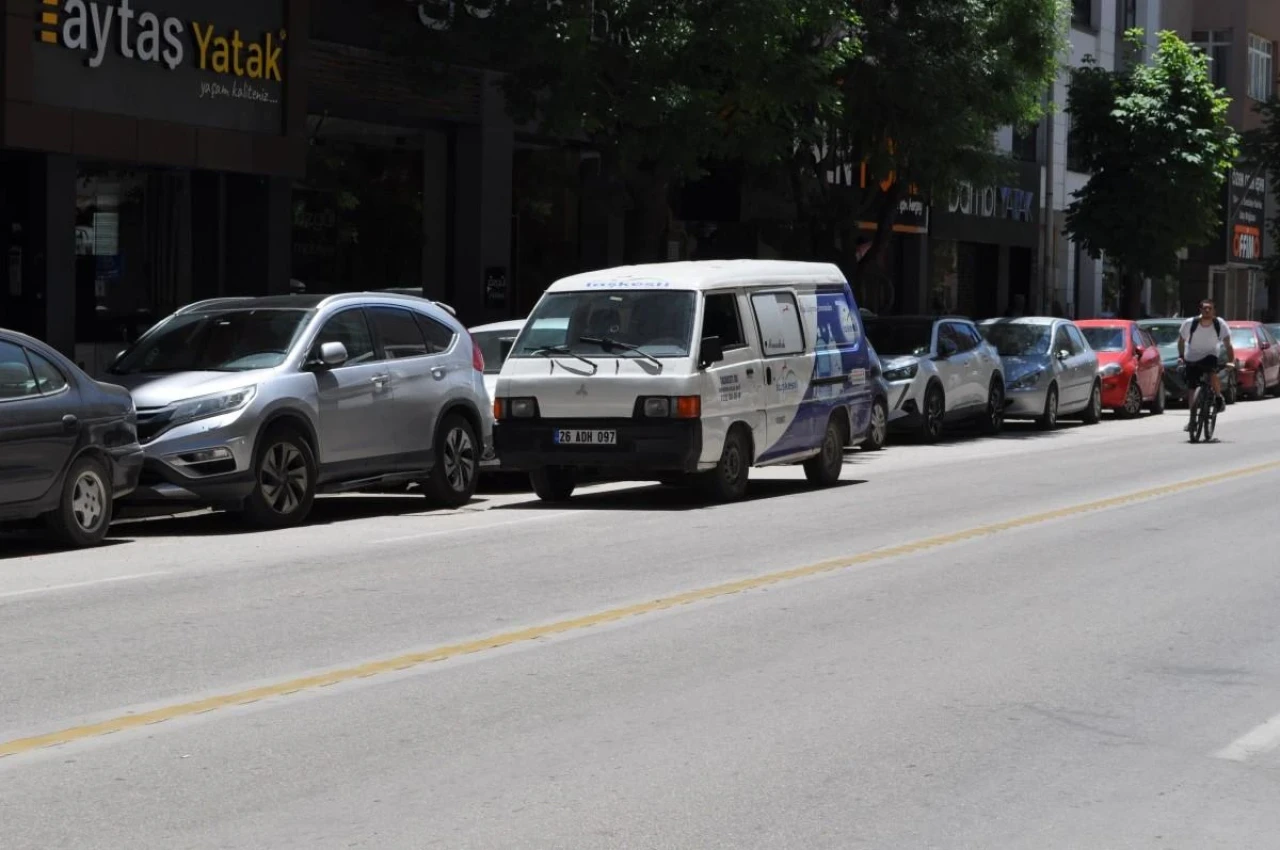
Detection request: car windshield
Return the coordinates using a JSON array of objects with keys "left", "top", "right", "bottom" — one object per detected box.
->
[
  {"left": 1080, "top": 326, "right": 1126, "bottom": 352},
  {"left": 471, "top": 329, "right": 519, "bottom": 374},
  {"left": 110, "top": 309, "right": 311, "bottom": 375},
  {"left": 1142, "top": 324, "right": 1181, "bottom": 347},
  {"left": 862, "top": 319, "right": 934, "bottom": 357},
  {"left": 1230, "top": 328, "right": 1257, "bottom": 348},
  {"left": 509, "top": 290, "right": 696, "bottom": 359},
  {"left": 979, "top": 322, "right": 1052, "bottom": 356}
]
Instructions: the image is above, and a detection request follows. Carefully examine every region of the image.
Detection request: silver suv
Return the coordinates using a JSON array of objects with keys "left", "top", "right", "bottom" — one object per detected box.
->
[{"left": 107, "top": 293, "right": 494, "bottom": 528}]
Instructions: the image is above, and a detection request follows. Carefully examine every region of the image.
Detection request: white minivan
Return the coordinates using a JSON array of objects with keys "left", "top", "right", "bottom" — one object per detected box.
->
[{"left": 492, "top": 260, "right": 876, "bottom": 502}]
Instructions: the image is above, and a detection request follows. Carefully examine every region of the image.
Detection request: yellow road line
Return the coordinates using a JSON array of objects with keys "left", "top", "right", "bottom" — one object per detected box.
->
[{"left": 3, "top": 458, "right": 1279, "bottom": 760}]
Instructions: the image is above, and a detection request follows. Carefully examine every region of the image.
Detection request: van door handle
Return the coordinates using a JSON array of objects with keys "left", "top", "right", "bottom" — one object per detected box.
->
[{"left": 766, "top": 366, "right": 773, "bottom": 384}]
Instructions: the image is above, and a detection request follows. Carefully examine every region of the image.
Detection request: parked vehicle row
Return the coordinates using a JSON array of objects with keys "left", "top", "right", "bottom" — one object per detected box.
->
[{"left": 5, "top": 260, "right": 1277, "bottom": 548}]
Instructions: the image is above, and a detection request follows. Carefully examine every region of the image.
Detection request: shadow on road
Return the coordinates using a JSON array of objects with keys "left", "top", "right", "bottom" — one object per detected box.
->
[
  {"left": 498, "top": 478, "right": 866, "bottom": 512},
  {"left": 0, "top": 534, "right": 131, "bottom": 560}
]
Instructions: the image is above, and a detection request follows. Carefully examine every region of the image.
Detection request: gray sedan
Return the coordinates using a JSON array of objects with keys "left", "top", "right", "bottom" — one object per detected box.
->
[{"left": 977, "top": 317, "right": 1103, "bottom": 429}]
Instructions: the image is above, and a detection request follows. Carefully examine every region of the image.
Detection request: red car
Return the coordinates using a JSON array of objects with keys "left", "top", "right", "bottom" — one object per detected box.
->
[
  {"left": 1075, "top": 319, "right": 1165, "bottom": 416},
  {"left": 1227, "top": 321, "right": 1280, "bottom": 399}
]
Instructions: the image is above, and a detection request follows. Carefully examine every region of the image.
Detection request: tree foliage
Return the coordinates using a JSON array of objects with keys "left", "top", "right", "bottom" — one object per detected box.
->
[
  {"left": 1065, "top": 30, "right": 1239, "bottom": 318},
  {"left": 797, "top": 0, "right": 1066, "bottom": 279}
]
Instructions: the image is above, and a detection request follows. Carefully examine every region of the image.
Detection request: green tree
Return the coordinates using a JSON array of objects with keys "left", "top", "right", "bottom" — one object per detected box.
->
[
  {"left": 1245, "top": 96, "right": 1280, "bottom": 320},
  {"left": 1065, "top": 30, "right": 1239, "bottom": 319},
  {"left": 462, "top": 0, "right": 859, "bottom": 263},
  {"left": 791, "top": 0, "right": 1065, "bottom": 285}
]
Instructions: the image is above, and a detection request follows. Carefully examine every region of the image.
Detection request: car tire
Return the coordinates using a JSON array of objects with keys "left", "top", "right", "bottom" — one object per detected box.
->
[
  {"left": 242, "top": 428, "right": 317, "bottom": 529},
  {"left": 425, "top": 414, "right": 479, "bottom": 508},
  {"left": 1253, "top": 371, "right": 1267, "bottom": 401},
  {"left": 979, "top": 379, "right": 1005, "bottom": 436},
  {"left": 45, "top": 454, "right": 113, "bottom": 548},
  {"left": 804, "top": 415, "right": 846, "bottom": 486},
  {"left": 1037, "top": 385, "right": 1059, "bottom": 431},
  {"left": 530, "top": 467, "right": 576, "bottom": 502},
  {"left": 920, "top": 384, "right": 945, "bottom": 443},
  {"left": 1227, "top": 374, "right": 1238, "bottom": 405},
  {"left": 861, "top": 398, "right": 888, "bottom": 451},
  {"left": 1081, "top": 381, "right": 1103, "bottom": 424},
  {"left": 697, "top": 427, "right": 751, "bottom": 502},
  {"left": 1148, "top": 381, "right": 1166, "bottom": 415},
  {"left": 1120, "top": 379, "right": 1143, "bottom": 418}
]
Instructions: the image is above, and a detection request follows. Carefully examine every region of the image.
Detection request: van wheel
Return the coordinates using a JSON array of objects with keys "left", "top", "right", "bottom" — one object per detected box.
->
[
  {"left": 861, "top": 398, "right": 888, "bottom": 451},
  {"left": 242, "top": 428, "right": 317, "bottom": 528},
  {"left": 804, "top": 415, "right": 846, "bottom": 486},
  {"left": 698, "top": 427, "right": 750, "bottom": 502},
  {"left": 45, "top": 455, "right": 113, "bottom": 548},
  {"left": 530, "top": 467, "right": 576, "bottom": 502},
  {"left": 425, "top": 414, "right": 479, "bottom": 507}
]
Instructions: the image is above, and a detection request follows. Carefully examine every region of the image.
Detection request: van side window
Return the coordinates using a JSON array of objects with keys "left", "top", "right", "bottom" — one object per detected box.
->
[
  {"left": 703, "top": 293, "right": 746, "bottom": 350},
  {"left": 814, "top": 287, "right": 862, "bottom": 353},
  {"left": 751, "top": 292, "right": 805, "bottom": 356}
]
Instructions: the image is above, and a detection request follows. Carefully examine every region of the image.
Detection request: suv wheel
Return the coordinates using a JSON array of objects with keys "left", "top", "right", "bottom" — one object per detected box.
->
[
  {"left": 426, "top": 414, "right": 479, "bottom": 507},
  {"left": 46, "top": 455, "right": 113, "bottom": 548},
  {"left": 243, "top": 428, "right": 317, "bottom": 528}
]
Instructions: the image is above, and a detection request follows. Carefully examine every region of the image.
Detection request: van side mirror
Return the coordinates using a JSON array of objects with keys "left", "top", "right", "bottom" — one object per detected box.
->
[
  {"left": 698, "top": 335, "right": 725, "bottom": 369},
  {"left": 314, "top": 341, "right": 349, "bottom": 368}
]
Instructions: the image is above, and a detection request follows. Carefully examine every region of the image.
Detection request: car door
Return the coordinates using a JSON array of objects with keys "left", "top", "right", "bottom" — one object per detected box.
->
[
  {"left": 1260, "top": 326, "right": 1280, "bottom": 385},
  {"left": 700, "top": 290, "right": 767, "bottom": 463},
  {"left": 308, "top": 308, "right": 397, "bottom": 471},
  {"left": 932, "top": 322, "right": 972, "bottom": 409},
  {"left": 749, "top": 289, "right": 812, "bottom": 461},
  {"left": 1049, "top": 324, "right": 1081, "bottom": 406},
  {"left": 953, "top": 321, "right": 990, "bottom": 407},
  {"left": 1064, "top": 324, "right": 1096, "bottom": 406},
  {"left": 366, "top": 305, "right": 448, "bottom": 471},
  {"left": 0, "top": 340, "right": 80, "bottom": 506},
  {"left": 1131, "top": 325, "right": 1156, "bottom": 397}
]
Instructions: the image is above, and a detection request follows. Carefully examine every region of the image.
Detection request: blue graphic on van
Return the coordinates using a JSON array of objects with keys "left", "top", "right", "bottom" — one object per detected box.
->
[{"left": 757, "top": 284, "right": 872, "bottom": 464}]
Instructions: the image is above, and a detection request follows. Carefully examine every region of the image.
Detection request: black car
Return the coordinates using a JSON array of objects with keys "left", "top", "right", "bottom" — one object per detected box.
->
[{"left": 0, "top": 330, "right": 144, "bottom": 547}]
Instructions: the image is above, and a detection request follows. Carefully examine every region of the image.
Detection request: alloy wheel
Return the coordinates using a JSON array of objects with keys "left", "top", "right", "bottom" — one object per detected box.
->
[
  {"left": 71, "top": 470, "right": 107, "bottom": 532},
  {"left": 870, "top": 403, "right": 887, "bottom": 447},
  {"left": 926, "top": 392, "right": 944, "bottom": 439},
  {"left": 442, "top": 425, "right": 477, "bottom": 493},
  {"left": 259, "top": 442, "right": 309, "bottom": 516},
  {"left": 1124, "top": 381, "right": 1142, "bottom": 416}
]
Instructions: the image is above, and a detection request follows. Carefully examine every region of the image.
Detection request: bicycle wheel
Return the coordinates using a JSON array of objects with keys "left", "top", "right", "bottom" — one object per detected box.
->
[
  {"left": 1203, "top": 393, "right": 1218, "bottom": 442},
  {"left": 1188, "top": 389, "right": 1204, "bottom": 443}
]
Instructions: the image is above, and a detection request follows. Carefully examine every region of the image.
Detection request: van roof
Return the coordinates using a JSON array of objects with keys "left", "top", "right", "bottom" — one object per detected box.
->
[{"left": 545, "top": 260, "right": 848, "bottom": 293}]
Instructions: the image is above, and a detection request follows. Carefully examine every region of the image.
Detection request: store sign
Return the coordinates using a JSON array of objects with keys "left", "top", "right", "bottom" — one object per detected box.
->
[
  {"left": 947, "top": 182, "right": 1035, "bottom": 223},
  {"left": 1225, "top": 167, "right": 1266, "bottom": 266},
  {"left": 31, "top": 0, "right": 286, "bottom": 135}
]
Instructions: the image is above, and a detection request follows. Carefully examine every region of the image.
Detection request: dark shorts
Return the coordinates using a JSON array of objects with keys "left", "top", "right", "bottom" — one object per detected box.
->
[{"left": 1184, "top": 355, "right": 1220, "bottom": 390}]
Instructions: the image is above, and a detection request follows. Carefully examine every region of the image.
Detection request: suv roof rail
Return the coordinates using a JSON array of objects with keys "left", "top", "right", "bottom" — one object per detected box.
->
[
  {"left": 175, "top": 297, "right": 244, "bottom": 314},
  {"left": 319, "top": 290, "right": 460, "bottom": 318}
]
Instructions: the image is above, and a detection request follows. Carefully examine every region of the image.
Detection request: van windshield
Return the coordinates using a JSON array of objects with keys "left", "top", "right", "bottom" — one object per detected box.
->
[{"left": 509, "top": 290, "right": 697, "bottom": 359}]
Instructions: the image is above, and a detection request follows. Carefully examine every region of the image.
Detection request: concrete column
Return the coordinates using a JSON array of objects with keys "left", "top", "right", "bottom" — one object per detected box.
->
[
  {"left": 422, "top": 130, "right": 449, "bottom": 301},
  {"left": 42, "top": 154, "right": 76, "bottom": 357},
  {"left": 452, "top": 71, "right": 514, "bottom": 325}
]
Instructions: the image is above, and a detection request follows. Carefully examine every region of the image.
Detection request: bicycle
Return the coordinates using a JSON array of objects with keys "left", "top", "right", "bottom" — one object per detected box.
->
[{"left": 1184, "top": 360, "right": 1235, "bottom": 444}]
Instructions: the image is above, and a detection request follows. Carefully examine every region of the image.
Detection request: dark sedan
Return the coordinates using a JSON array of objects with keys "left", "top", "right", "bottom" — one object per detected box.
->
[{"left": 0, "top": 330, "right": 144, "bottom": 547}]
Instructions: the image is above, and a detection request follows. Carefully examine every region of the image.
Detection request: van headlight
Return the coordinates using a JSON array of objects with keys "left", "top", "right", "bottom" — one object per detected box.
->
[{"left": 169, "top": 386, "right": 257, "bottom": 428}]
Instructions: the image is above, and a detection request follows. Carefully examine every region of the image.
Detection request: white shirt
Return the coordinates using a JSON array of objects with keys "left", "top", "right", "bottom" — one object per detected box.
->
[{"left": 1180, "top": 316, "right": 1230, "bottom": 362}]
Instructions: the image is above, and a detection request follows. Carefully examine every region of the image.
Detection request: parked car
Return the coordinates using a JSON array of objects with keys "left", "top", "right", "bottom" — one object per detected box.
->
[
  {"left": 861, "top": 315, "right": 1005, "bottom": 442},
  {"left": 1226, "top": 320, "right": 1280, "bottom": 400},
  {"left": 1075, "top": 319, "right": 1166, "bottom": 416},
  {"left": 105, "top": 292, "right": 494, "bottom": 528},
  {"left": 1137, "top": 318, "right": 1238, "bottom": 406},
  {"left": 977, "top": 317, "right": 1102, "bottom": 429},
  {"left": 493, "top": 260, "right": 877, "bottom": 502},
  {"left": 0, "top": 329, "right": 144, "bottom": 547}
]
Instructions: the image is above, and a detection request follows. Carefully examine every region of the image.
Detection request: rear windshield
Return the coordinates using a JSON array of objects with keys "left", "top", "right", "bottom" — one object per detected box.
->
[
  {"left": 862, "top": 319, "right": 933, "bottom": 357},
  {"left": 1080, "top": 326, "right": 1126, "bottom": 352},
  {"left": 1230, "top": 328, "right": 1257, "bottom": 348}
]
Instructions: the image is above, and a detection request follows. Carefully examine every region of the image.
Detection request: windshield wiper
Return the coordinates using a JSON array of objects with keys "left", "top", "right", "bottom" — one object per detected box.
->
[
  {"left": 578, "top": 336, "right": 664, "bottom": 372},
  {"left": 532, "top": 345, "right": 599, "bottom": 373}
]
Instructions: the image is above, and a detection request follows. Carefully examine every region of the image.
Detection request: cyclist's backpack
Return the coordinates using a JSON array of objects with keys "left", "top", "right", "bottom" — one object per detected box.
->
[{"left": 1187, "top": 316, "right": 1222, "bottom": 342}]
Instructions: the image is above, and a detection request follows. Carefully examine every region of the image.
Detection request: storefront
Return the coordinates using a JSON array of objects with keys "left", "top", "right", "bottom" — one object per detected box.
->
[
  {"left": 0, "top": 0, "right": 308, "bottom": 373},
  {"left": 927, "top": 160, "right": 1040, "bottom": 319},
  {"left": 1185, "top": 164, "right": 1268, "bottom": 320}
]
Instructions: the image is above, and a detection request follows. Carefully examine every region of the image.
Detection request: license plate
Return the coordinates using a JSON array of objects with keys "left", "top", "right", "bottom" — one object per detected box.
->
[{"left": 553, "top": 429, "right": 617, "bottom": 446}]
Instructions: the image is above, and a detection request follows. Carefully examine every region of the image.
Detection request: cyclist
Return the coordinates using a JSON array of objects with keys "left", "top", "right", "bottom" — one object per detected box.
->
[{"left": 1178, "top": 298, "right": 1234, "bottom": 430}]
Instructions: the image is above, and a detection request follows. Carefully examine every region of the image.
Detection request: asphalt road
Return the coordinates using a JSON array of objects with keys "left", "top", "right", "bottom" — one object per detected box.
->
[{"left": 3, "top": 401, "right": 1280, "bottom": 849}]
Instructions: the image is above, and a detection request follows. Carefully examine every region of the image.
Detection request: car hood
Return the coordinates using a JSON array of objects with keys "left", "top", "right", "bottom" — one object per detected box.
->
[
  {"left": 108, "top": 371, "right": 264, "bottom": 408},
  {"left": 999, "top": 354, "right": 1051, "bottom": 381}
]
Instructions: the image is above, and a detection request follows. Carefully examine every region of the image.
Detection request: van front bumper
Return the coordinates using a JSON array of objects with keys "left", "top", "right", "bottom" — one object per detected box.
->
[{"left": 494, "top": 419, "right": 702, "bottom": 474}]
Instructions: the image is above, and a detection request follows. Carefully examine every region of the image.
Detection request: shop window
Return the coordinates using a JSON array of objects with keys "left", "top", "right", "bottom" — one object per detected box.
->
[{"left": 1193, "top": 31, "right": 1232, "bottom": 90}]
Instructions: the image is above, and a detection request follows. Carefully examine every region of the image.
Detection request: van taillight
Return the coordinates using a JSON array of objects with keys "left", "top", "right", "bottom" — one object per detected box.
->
[{"left": 472, "top": 339, "right": 485, "bottom": 372}]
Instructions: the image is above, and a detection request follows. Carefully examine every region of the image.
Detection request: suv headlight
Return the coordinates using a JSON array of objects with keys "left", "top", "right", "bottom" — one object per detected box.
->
[
  {"left": 169, "top": 386, "right": 257, "bottom": 428},
  {"left": 883, "top": 362, "right": 919, "bottom": 382}
]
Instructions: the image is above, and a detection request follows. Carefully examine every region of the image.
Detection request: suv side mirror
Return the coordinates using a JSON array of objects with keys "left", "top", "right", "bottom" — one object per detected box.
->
[
  {"left": 314, "top": 341, "right": 349, "bottom": 368},
  {"left": 698, "top": 335, "right": 725, "bottom": 369}
]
